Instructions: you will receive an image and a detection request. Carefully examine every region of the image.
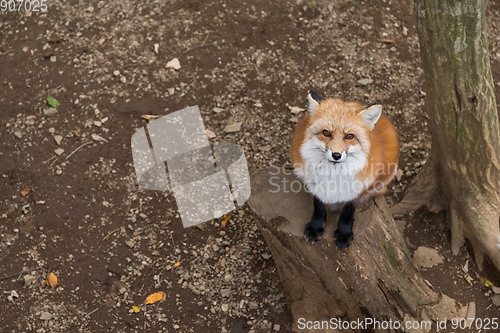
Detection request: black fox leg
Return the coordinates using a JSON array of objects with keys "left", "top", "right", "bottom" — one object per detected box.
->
[
  {"left": 304, "top": 196, "right": 327, "bottom": 244},
  {"left": 334, "top": 201, "right": 355, "bottom": 249}
]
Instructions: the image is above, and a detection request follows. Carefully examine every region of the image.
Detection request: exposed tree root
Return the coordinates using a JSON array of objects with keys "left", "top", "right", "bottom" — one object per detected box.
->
[{"left": 391, "top": 158, "right": 445, "bottom": 215}]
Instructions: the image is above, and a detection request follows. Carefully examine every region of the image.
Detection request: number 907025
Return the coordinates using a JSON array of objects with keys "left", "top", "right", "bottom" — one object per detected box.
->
[{"left": 1, "top": 0, "right": 48, "bottom": 12}]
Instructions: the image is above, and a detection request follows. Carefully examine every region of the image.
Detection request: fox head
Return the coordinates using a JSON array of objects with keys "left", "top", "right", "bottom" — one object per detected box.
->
[{"left": 300, "top": 91, "right": 382, "bottom": 176}]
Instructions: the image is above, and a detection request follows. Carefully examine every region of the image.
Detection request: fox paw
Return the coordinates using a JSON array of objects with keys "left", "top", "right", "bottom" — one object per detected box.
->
[
  {"left": 304, "top": 223, "right": 324, "bottom": 245},
  {"left": 334, "top": 230, "right": 354, "bottom": 249}
]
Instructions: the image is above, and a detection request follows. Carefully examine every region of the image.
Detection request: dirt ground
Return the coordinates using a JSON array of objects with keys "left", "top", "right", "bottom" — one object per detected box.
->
[{"left": 1, "top": 0, "right": 500, "bottom": 332}]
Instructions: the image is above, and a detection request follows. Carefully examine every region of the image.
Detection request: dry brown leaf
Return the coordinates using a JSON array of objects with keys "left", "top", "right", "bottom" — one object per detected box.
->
[
  {"left": 205, "top": 129, "right": 216, "bottom": 139},
  {"left": 46, "top": 272, "right": 58, "bottom": 288},
  {"left": 141, "top": 114, "right": 162, "bottom": 120},
  {"left": 221, "top": 214, "right": 231, "bottom": 227},
  {"left": 92, "top": 133, "right": 109, "bottom": 143},
  {"left": 378, "top": 39, "right": 395, "bottom": 44},
  {"left": 173, "top": 262, "right": 181, "bottom": 268},
  {"left": 288, "top": 106, "right": 305, "bottom": 114},
  {"left": 20, "top": 187, "right": 31, "bottom": 196},
  {"left": 144, "top": 291, "right": 166, "bottom": 304},
  {"left": 70, "top": 130, "right": 80, "bottom": 139}
]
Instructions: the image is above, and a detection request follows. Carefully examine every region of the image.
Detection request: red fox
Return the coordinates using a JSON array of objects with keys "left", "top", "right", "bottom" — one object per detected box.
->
[{"left": 291, "top": 91, "right": 399, "bottom": 249}]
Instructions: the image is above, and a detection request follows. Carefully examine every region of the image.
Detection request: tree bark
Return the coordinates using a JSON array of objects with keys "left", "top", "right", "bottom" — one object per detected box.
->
[
  {"left": 249, "top": 169, "right": 439, "bottom": 332},
  {"left": 402, "top": 0, "right": 500, "bottom": 271}
]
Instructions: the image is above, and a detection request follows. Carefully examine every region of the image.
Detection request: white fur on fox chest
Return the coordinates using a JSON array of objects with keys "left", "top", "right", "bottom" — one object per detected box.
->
[{"left": 296, "top": 139, "right": 371, "bottom": 205}]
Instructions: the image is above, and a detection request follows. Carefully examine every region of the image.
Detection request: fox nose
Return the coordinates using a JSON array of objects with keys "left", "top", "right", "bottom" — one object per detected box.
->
[{"left": 332, "top": 152, "right": 342, "bottom": 161}]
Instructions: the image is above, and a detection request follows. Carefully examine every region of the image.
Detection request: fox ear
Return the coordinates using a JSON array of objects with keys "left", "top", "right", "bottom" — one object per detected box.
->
[
  {"left": 359, "top": 104, "right": 382, "bottom": 130},
  {"left": 307, "top": 90, "right": 324, "bottom": 115}
]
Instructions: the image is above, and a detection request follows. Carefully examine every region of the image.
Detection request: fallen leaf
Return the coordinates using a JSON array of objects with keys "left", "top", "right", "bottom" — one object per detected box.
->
[
  {"left": 92, "top": 134, "right": 109, "bottom": 143},
  {"left": 483, "top": 279, "right": 494, "bottom": 287},
  {"left": 22, "top": 204, "right": 30, "bottom": 214},
  {"left": 10, "top": 290, "right": 19, "bottom": 298},
  {"left": 205, "top": 129, "right": 216, "bottom": 139},
  {"left": 46, "top": 97, "right": 60, "bottom": 108},
  {"left": 46, "top": 272, "right": 58, "bottom": 288},
  {"left": 101, "top": 117, "right": 109, "bottom": 124},
  {"left": 378, "top": 39, "right": 395, "bottom": 44},
  {"left": 141, "top": 114, "right": 162, "bottom": 120},
  {"left": 288, "top": 106, "right": 305, "bottom": 114},
  {"left": 20, "top": 187, "right": 31, "bottom": 196},
  {"left": 144, "top": 291, "right": 166, "bottom": 304},
  {"left": 173, "top": 262, "right": 181, "bottom": 268},
  {"left": 70, "top": 130, "right": 80, "bottom": 139},
  {"left": 132, "top": 306, "right": 140, "bottom": 313},
  {"left": 165, "top": 58, "right": 181, "bottom": 70},
  {"left": 221, "top": 214, "right": 231, "bottom": 227}
]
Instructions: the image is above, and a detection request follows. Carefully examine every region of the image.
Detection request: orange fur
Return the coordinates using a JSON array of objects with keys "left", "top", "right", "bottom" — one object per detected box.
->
[{"left": 291, "top": 97, "right": 399, "bottom": 203}]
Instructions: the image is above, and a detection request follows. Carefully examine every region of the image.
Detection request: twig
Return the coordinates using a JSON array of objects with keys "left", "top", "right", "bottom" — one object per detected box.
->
[
  {"left": 180, "top": 41, "right": 235, "bottom": 57},
  {"left": 43, "top": 155, "right": 57, "bottom": 164},
  {"left": 170, "top": 231, "right": 176, "bottom": 248},
  {"left": 0, "top": 267, "right": 43, "bottom": 281},
  {"left": 65, "top": 141, "right": 93, "bottom": 161},
  {"left": 50, "top": 157, "right": 59, "bottom": 167},
  {"left": 103, "top": 228, "right": 120, "bottom": 241},
  {"left": 84, "top": 307, "right": 99, "bottom": 318}
]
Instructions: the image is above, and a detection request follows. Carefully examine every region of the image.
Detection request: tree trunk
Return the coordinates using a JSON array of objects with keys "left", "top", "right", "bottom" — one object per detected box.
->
[
  {"left": 249, "top": 169, "right": 439, "bottom": 332},
  {"left": 395, "top": 0, "right": 500, "bottom": 271}
]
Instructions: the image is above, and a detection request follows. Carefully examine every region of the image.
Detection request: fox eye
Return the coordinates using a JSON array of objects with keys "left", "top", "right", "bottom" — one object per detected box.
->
[
  {"left": 322, "top": 130, "right": 331, "bottom": 137},
  {"left": 345, "top": 133, "right": 355, "bottom": 140}
]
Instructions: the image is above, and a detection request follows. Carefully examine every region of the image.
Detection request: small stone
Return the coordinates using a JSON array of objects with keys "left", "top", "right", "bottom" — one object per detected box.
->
[
  {"left": 119, "top": 287, "right": 127, "bottom": 294},
  {"left": 125, "top": 240, "right": 136, "bottom": 249},
  {"left": 248, "top": 302, "right": 259, "bottom": 309},
  {"left": 492, "top": 286, "right": 500, "bottom": 294},
  {"left": 54, "top": 148, "right": 64, "bottom": 156},
  {"left": 405, "top": 170, "right": 412, "bottom": 177},
  {"left": 396, "top": 169, "right": 404, "bottom": 181},
  {"left": 24, "top": 275, "right": 36, "bottom": 286},
  {"left": 356, "top": 78, "right": 373, "bottom": 86},
  {"left": 221, "top": 304, "right": 229, "bottom": 312},
  {"left": 50, "top": 55, "right": 56, "bottom": 62},
  {"left": 48, "top": 127, "right": 56, "bottom": 134},
  {"left": 220, "top": 289, "right": 231, "bottom": 297},
  {"left": 43, "top": 108, "right": 58, "bottom": 117},
  {"left": 102, "top": 201, "right": 110, "bottom": 208},
  {"left": 120, "top": 76, "right": 127, "bottom": 84},
  {"left": 40, "top": 312, "right": 53, "bottom": 321},
  {"left": 94, "top": 120, "right": 102, "bottom": 127},
  {"left": 258, "top": 145, "right": 272, "bottom": 152},
  {"left": 25, "top": 11, "right": 32, "bottom": 17},
  {"left": 113, "top": 70, "right": 120, "bottom": 77},
  {"left": 213, "top": 107, "right": 224, "bottom": 113},
  {"left": 54, "top": 135, "right": 63, "bottom": 146},
  {"left": 492, "top": 295, "right": 500, "bottom": 307},
  {"left": 261, "top": 253, "right": 272, "bottom": 260},
  {"left": 224, "top": 274, "right": 233, "bottom": 282},
  {"left": 86, "top": 5, "right": 94, "bottom": 12},
  {"left": 273, "top": 324, "right": 281, "bottom": 331},
  {"left": 14, "top": 131, "right": 22, "bottom": 139},
  {"left": 139, "top": 213, "right": 147, "bottom": 219},
  {"left": 168, "top": 88, "right": 175, "bottom": 95},
  {"left": 390, "top": 46, "right": 397, "bottom": 52},
  {"left": 224, "top": 122, "right": 243, "bottom": 133}
]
